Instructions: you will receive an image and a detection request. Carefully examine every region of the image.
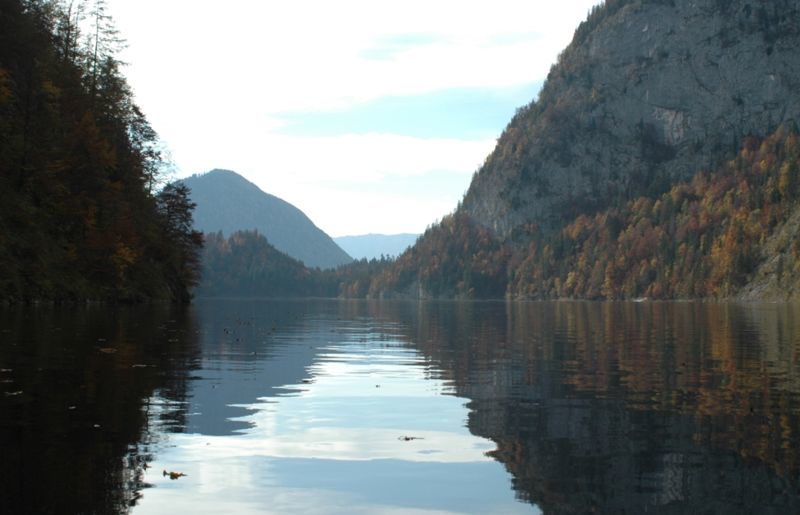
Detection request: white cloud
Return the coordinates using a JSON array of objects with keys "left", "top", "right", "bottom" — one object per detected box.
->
[
  {"left": 107, "top": 0, "right": 600, "bottom": 234},
  {"left": 171, "top": 131, "right": 491, "bottom": 235}
]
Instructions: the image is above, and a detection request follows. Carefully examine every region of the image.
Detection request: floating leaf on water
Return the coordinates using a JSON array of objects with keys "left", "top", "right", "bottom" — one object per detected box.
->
[
  {"left": 98, "top": 347, "right": 117, "bottom": 354},
  {"left": 163, "top": 470, "right": 187, "bottom": 480},
  {"left": 398, "top": 436, "right": 424, "bottom": 441}
]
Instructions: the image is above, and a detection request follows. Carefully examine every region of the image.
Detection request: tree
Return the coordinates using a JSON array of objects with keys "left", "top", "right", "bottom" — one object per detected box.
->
[{"left": 156, "top": 183, "right": 203, "bottom": 302}]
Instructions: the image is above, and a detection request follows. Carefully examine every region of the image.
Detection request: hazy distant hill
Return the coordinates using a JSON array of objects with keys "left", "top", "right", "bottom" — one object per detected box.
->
[
  {"left": 180, "top": 169, "right": 352, "bottom": 269},
  {"left": 334, "top": 234, "right": 418, "bottom": 261}
]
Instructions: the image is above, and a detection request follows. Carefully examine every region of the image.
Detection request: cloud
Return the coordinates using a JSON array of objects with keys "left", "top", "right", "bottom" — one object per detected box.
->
[
  {"left": 108, "top": 0, "right": 601, "bottom": 234},
  {"left": 168, "top": 130, "right": 493, "bottom": 236},
  {"left": 113, "top": 0, "right": 600, "bottom": 114}
]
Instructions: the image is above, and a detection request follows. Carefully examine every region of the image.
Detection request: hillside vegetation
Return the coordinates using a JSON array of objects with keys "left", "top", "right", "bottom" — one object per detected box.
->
[
  {"left": 0, "top": 0, "right": 202, "bottom": 302},
  {"left": 198, "top": 230, "right": 391, "bottom": 298},
  {"left": 369, "top": 127, "right": 800, "bottom": 300},
  {"left": 365, "top": 0, "right": 800, "bottom": 300}
]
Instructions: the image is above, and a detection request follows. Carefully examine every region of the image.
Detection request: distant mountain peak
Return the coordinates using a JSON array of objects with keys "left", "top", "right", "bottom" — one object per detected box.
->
[
  {"left": 334, "top": 233, "right": 419, "bottom": 261},
  {"left": 179, "top": 170, "right": 352, "bottom": 269}
]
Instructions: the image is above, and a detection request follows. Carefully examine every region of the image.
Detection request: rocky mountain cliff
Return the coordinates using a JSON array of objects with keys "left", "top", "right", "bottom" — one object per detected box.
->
[
  {"left": 365, "top": 0, "right": 800, "bottom": 300},
  {"left": 180, "top": 170, "right": 352, "bottom": 269},
  {"left": 462, "top": 0, "right": 800, "bottom": 237}
]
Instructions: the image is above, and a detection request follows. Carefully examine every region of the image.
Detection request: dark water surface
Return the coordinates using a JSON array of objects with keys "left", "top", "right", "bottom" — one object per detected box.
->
[{"left": 2, "top": 300, "right": 800, "bottom": 514}]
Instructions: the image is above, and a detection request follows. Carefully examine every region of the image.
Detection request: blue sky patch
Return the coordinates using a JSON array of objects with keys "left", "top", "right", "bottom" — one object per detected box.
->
[{"left": 276, "top": 82, "right": 542, "bottom": 139}]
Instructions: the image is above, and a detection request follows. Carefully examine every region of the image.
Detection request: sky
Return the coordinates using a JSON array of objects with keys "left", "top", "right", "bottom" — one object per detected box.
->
[{"left": 107, "top": 0, "right": 601, "bottom": 237}]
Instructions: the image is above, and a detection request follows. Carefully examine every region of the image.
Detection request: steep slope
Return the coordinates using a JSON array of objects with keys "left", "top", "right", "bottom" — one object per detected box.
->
[
  {"left": 369, "top": 0, "right": 800, "bottom": 300},
  {"left": 334, "top": 234, "right": 419, "bottom": 260},
  {"left": 462, "top": 0, "right": 800, "bottom": 236},
  {"left": 180, "top": 170, "right": 352, "bottom": 269}
]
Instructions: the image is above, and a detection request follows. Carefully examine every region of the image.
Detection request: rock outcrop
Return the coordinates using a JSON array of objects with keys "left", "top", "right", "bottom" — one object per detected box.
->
[{"left": 462, "top": 0, "right": 800, "bottom": 237}]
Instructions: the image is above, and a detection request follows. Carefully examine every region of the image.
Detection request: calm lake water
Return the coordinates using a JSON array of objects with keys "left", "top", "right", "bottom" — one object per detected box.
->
[{"left": 2, "top": 299, "right": 800, "bottom": 514}]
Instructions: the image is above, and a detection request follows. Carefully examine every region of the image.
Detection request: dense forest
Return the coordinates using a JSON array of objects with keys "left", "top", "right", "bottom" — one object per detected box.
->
[
  {"left": 198, "top": 230, "right": 392, "bottom": 298},
  {"left": 0, "top": 0, "right": 202, "bottom": 302},
  {"left": 367, "top": 126, "right": 800, "bottom": 300}
]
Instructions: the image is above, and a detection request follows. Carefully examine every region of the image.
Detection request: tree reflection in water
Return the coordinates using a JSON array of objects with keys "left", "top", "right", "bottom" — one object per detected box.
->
[
  {"left": 382, "top": 301, "right": 800, "bottom": 514},
  {"left": 3, "top": 300, "right": 800, "bottom": 514},
  {"left": 0, "top": 305, "right": 200, "bottom": 514}
]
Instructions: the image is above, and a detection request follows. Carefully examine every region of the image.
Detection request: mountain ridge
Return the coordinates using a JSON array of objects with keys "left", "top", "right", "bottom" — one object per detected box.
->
[
  {"left": 334, "top": 233, "right": 419, "bottom": 261},
  {"left": 365, "top": 0, "right": 800, "bottom": 300},
  {"left": 462, "top": 0, "right": 800, "bottom": 237},
  {"left": 180, "top": 169, "right": 352, "bottom": 269}
]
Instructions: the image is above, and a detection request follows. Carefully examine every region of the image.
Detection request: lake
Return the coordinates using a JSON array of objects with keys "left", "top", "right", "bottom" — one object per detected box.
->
[{"left": 1, "top": 299, "right": 799, "bottom": 514}]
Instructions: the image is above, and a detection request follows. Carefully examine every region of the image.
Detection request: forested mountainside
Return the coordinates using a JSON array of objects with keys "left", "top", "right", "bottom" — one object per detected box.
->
[
  {"left": 180, "top": 169, "right": 352, "bottom": 270},
  {"left": 0, "top": 0, "right": 201, "bottom": 302},
  {"left": 365, "top": 0, "right": 800, "bottom": 300},
  {"left": 370, "top": 127, "right": 800, "bottom": 299},
  {"left": 198, "top": 231, "right": 391, "bottom": 298},
  {"left": 463, "top": 0, "right": 800, "bottom": 236}
]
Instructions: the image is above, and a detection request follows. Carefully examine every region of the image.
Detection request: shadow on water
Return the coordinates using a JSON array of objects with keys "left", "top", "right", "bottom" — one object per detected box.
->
[
  {"left": 0, "top": 304, "right": 201, "bottom": 514},
  {"left": 367, "top": 300, "right": 800, "bottom": 514}
]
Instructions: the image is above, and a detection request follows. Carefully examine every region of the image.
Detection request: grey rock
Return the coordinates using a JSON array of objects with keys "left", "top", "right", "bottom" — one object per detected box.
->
[{"left": 461, "top": 0, "right": 800, "bottom": 237}]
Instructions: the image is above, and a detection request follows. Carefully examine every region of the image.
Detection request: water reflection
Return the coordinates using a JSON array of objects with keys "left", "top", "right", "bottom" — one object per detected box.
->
[
  {"left": 0, "top": 304, "right": 200, "bottom": 514},
  {"left": 396, "top": 301, "right": 800, "bottom": 514},
  {"left": 3, "top": 300, "right": 800, "bottom": 514},
  {"left": 133, "top": 299, "right": 527, "bottom": 514}
]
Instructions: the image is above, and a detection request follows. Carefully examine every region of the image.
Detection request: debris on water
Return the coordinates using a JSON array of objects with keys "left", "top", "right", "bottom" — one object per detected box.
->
[
  {"left": 98, "top": 347, "right": 117, "bottom": 354},
  {"left": 163, "top": 470, "right": 187, "bottom": 480},
  {"left": 0, "top": 368, "right": 12, "bottom": 373},
  {"left": 67, "top": 405, "right": 77, "bottom": 410},
  {"left": 4, "top": 390, "right": 22, "bottom": 397},
  {"left": 93, "top": 424, "right": 101, "bottom": 428},
  {"left": 131, "top": 364, "right": 151, "bottom": 368},
  {"left": 398, "top": 436, "right": 424, "bottom": 441}
]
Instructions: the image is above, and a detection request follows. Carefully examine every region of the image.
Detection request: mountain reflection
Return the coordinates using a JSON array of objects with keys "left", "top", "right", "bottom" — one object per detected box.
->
[
  {"left": 4, "top": 300, "right": 800, "bottom": 514},
  {"left": 377, "top": 300, "right": 800, "bottom": 514},
  {"left": 0, "top": 305, "right": 200, "bottom": 515}
]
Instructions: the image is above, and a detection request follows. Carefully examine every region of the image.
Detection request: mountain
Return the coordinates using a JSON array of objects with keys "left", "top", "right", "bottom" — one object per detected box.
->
[
  {"left": 334, "top": 234, "right": 419, "bottom": 261},
  {"left": 367, "top": 0, "right": 800, "bottom": 300},
  {"left": 197, "top": 230, "right": 393, "bottom": 298},
  {"left": 461, "top": 0, "right": 800, "bottom": 236},
  {"left": 179, "top": 169, "right": 352, "bottom": 269}
]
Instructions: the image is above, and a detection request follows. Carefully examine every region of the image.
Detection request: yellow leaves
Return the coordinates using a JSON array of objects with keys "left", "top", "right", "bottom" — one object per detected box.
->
[
  {"left": 163, "top": 470, "right": 187, "bottom": 480},
  {"left": 779, "top": 161, "right": 795, "bottom": 199},
  {"left": 112, "top": 241, "right": 138, "bottom": 282}
]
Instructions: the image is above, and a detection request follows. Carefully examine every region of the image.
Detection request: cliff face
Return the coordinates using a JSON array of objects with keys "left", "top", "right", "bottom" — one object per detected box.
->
[{"left": 462, "top": 0, "right": 800, "bottom": 237}]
